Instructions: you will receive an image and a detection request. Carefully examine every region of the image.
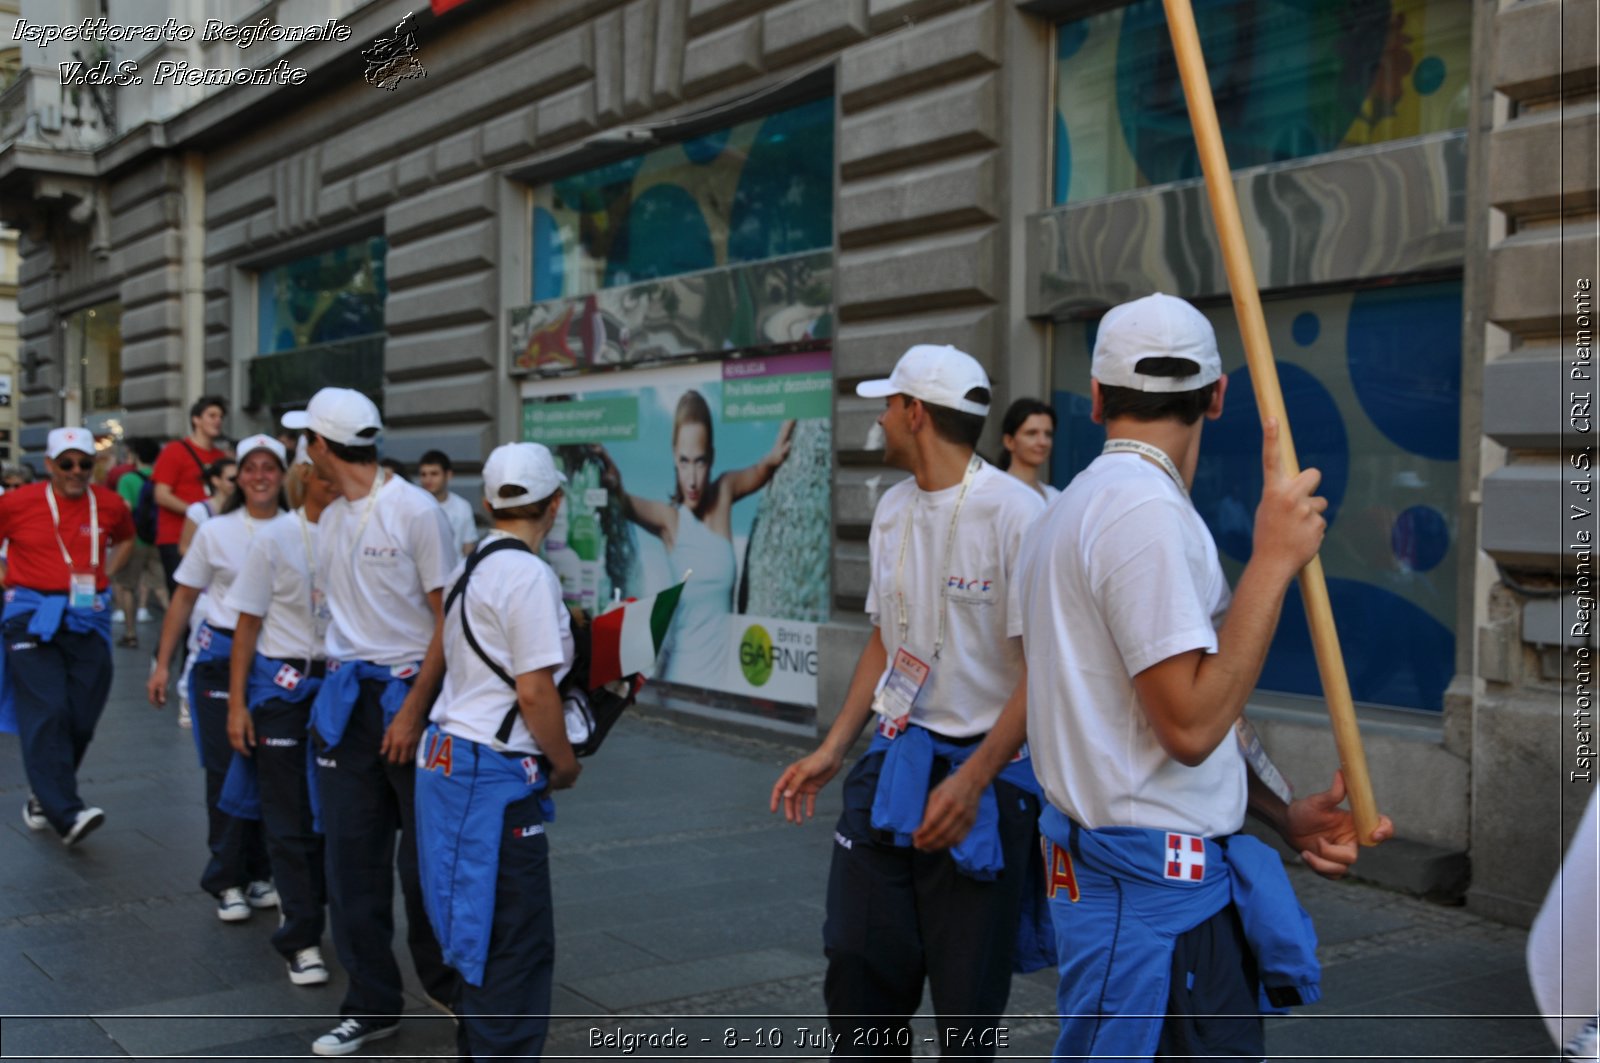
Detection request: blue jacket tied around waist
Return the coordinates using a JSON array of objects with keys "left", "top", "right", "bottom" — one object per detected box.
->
[
  {"left": 1039, "top": 804, "right": 1321, "bottom": 1062},
  {"left": 414, "top": 722, "right": 555, "bottom": 987},
  {"left": 0, "top": 587, "right": 113, "bottom": 734},
  {"left": 304, "top": 658, "right": 418, "bottom": 831},
  {"left": 850, "top": 723, "right": 1055, "bottom": 974},
  {"left": 217, "top": 652, "right": 327, "bottom": 822}
]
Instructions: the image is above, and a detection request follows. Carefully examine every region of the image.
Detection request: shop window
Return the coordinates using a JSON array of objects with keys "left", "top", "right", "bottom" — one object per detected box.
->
[
  {"left": 532, "top": 97, "right": 834, "bottom": 300},
  {"left": 251, "top": 235, "right": 386, "bottom": 411},
  {"left": 1052, "top": 0, "right": 1471, "bottom": 204},
  {"left": 64, "top": 301, "right": 122, "bottom": 415},
  {"left": 1050, "top": 280, "right": 1463, "bottom": 712}
]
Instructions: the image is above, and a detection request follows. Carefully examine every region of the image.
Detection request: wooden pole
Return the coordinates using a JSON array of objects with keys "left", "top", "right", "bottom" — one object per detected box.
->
[{"left": 1161, "top": 0, "right": 1380, "bottom": 844}]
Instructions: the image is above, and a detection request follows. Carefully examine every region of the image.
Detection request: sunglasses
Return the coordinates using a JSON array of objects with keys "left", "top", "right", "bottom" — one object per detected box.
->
[{"left": 55, "top": 458, "right": 94, "bottom": 472}]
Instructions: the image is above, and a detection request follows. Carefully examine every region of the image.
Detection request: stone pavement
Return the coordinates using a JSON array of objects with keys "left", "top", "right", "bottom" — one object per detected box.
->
[{"left": 0, "top": 632, "right": 1558, "bottom": 1060}]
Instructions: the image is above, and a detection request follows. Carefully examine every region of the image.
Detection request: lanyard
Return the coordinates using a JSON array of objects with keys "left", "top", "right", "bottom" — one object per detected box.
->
[
  {"left": 46, "top": 485, "right": 99, "bottom": 570},
  {"left": 347, "top": 468, "right": 386, "bottom": 565},
  {"left": 893, "top": 454, "right": 981, "bottom": 660},
  {"left": 1102, "top": 438, "right": 1186, "bottom": 493}
]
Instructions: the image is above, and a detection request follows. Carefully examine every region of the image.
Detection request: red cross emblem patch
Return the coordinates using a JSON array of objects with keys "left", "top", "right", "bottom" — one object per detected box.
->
[
  {"left": 877, "top": 713, "right": 910, "bottom": 741},
  {"left": 1165, "top": 832, "right": 1206, "bottom": 882},
  {"left": 520, "top": 756, "right": 541, "bottom": 786},
  {"left": 273, "top": 664, "right": 303, "bottom": 691}
]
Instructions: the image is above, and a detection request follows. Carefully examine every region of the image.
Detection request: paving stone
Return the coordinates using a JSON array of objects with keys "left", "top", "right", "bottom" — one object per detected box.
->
[{"left": 0, "top": 1018, "right": 128, "bottom": 1058}]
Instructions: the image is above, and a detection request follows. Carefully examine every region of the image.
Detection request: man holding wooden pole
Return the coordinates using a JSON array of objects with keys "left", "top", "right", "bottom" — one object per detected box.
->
[{"left": 1013, "top": 294, "right": 1395, "bottom": 1060}]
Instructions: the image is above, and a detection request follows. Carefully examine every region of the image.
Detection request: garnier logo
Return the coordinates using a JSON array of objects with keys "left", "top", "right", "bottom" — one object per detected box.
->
[{"left": 739, "top": 624, "right": 774, "bottom": 686}]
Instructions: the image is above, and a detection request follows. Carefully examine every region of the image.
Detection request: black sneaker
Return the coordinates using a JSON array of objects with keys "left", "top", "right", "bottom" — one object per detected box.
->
[
  {"left": 22, "top": 797, "right": 48, "bottom": 832},
  {"left": 311, "top": 1017, "right": 397, "bottom": 1056}
]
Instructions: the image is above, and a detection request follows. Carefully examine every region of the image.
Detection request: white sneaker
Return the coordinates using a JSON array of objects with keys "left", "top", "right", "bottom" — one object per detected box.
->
[
  {"left": 287, "top": 946, "right": 330, "bottom": 986},
  {"left": 22, "top": 796, "right": 49, "bottom": 831},
  {"left": 62, "top": 807, "right": 105, "bottom": 847},
  {"left": 217, "top": 887, "right": 250, "bottom": 922},
  {"left": 247, "top": 880, "right": 279, "bottom": 909},
  {"left": 111, "top": 609, "right": 126, "bottom": 623},
  {"left": 136, "top": 607, "right": 152, "bottom": 622}
]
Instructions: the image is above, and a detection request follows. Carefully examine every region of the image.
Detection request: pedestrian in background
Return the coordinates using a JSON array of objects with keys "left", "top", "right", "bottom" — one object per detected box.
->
[
  {"left": 1, "top": 427, "right": 135, "bottom": 846},
  {"left": 111, "top": 437, "right": 168, "bottom": 646},
  {"left": 417, "top": 449, "right": 478, "bottom": 558},
  {"left": 149, "top": 436, "right": 288, "bottom": 924},
  {"left": 997, "top": 397, "right": 1059, "bottom": 502},
  {"left": 152, "top": 395, "right": 229, "bottom": 591},
  {"left": 379, "top": 456, "right": 408, "bottom": 483},
  {"left": 287, "top": 388, "right": 460, "bottom": 1057}
]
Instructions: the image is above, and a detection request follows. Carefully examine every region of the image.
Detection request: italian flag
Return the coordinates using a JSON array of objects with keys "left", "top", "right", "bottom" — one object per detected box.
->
[{"left": 587, "top": 582, "right": 685, "bottom": 689}]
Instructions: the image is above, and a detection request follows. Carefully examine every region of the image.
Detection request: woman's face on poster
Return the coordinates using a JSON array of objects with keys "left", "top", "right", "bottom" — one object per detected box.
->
[{"left": 674, "top": 421, "right": 711, "bottom": 509}]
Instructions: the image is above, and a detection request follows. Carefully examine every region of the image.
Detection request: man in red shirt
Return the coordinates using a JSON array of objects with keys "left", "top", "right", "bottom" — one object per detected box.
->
[
  {"left": 0, "top": 427, "right": 135, "bottom": 845},
  {"left": 153, "top": 395, "right": 228, "bottom": 589}
]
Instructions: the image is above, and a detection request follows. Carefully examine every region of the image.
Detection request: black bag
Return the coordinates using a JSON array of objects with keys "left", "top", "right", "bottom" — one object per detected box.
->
[
  {"left": 130, "top": 471, "right": 158, "bottom": 544},
  {"left": 445, "top": 537, "right": 638, "bottom": 758}
]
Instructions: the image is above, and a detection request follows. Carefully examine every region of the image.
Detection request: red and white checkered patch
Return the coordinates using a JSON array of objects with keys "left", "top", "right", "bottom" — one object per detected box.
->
[
  {"left": 273, "top": 664, "right": 303, "bottom": 691},
  {"left": 520, "top": 756, "right": 541, "bottom": 786},
  {"left": 196, "top": 626, "right": 212, "bottom": 650},
  {"left": 877, "top": 714, "right": 910, "bottom": 741},
  {"left": 1164, "top": 832, "right": 1206, "bottom": 882}
]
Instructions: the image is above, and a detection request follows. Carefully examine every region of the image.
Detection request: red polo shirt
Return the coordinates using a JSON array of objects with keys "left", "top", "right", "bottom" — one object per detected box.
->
[
  {"left": 152, "top": 438, "right": 224, "bottom": 546},
  {"left": 0, "top": 483, "right": 135, "bottom": 592}
]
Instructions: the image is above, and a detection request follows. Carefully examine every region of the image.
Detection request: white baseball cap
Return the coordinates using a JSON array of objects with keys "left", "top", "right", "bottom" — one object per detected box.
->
[
  {"left": 47, "top": 427, "right": 95, "bottom": 459},
  {"left": 483, "top": 442, "right": 566, "bottom": 510},
  {"left": 281, "top": 388, "right": 383, "bottom": 446},
  {"left": 1092, "top": 293, "right": 1223, "bottom": 394},
  {"left": 855, "top": 344, "right": 991, "bottom": 416},
  {"left": 235, "top": 433, "right": 288, "bottom": 468}
]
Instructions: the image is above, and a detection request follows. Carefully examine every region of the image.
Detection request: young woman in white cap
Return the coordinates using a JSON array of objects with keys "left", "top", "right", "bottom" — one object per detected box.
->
[
  {"left": 148, "top": 434, "right": 289, "bottom": 922},
  {"left": 221, "top": 448, "right": 339, "bottom": 987},
  {"left": 170, "top": 458, "right": 238, "bottom": 730},
  {"left": 415, "top": 441, "right": 580, "bottom": 1062},
  {"left": 0, "top": 427, "right": 135, "bottom": 846}
]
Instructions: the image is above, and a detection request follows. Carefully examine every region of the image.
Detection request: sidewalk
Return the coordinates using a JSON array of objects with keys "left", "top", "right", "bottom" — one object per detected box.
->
[{"left": 0, "top": 633, "right": 1556, "bottom": 1060}]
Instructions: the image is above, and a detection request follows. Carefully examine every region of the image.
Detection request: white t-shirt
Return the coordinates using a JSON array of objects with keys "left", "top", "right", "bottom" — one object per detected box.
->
[
  {"left": 1016, "top": 453, "right": 1243, "bottom": 837},
  {"left": 185, "top": 499, "right": 216, "bottom": 527},
  {"left": 864, "top": 462, "right": 1043, "bottom": 738},
  {"left": 224, "top": 509, "right": 330, "bottom": 663},
  {"left": 431, "top": 532, "right": 574, "bottom": 754},
  {"left": 174, "top": 509, "right": 292, "bottom": 632},
  {"left": 440, "top": 491, "right": 478, "bottom": 556},
  {"left": 318, "top": 472, "right": 454, "bottom": 666}
]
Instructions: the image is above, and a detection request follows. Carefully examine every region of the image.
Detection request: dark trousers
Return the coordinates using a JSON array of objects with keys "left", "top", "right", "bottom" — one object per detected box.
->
[
  {"left": 1155, "top": 903, "right": 1265, "bottom": 1060},
  {"left": 4, "top": 618, "right": 111, "bottom": 835},
  {"left": 254, "top": 695, "right": 326, "bottom": 958},
  {"left": 318, "top": 680, "right": 460, "bottom": 1019},
  {"left": 457, "top": 790, "right": 554, "bottom": 1061},
  {"left": 822, "top": 754, "right": 1039, "bottom": 1060},
  {"left": 159, "top": 543, "right": 182, "bottom": 594},
  {"left": 190, "top": 658, "right": 271, "bottom": 894}
]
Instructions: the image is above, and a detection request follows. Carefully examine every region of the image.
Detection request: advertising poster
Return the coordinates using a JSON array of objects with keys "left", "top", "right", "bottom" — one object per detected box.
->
[{"left": 522, "top": 352, "right": 832, "bottom": 707}]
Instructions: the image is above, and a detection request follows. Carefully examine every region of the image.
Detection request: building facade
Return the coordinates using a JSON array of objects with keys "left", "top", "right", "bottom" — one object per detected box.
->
[{"left": 0, "top": 0, "right": 1592, "bottom": 921}]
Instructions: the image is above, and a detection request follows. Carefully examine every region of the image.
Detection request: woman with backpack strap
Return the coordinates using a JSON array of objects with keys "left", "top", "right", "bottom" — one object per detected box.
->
[{"left": 415, "top": 442, "right": 580, "bottom": 1062}]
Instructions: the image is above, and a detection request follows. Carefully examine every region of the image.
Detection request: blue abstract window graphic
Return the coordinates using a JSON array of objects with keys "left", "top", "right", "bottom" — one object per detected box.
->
[
  {"left": 532, "top": 98, "right": 835, "bottom": 301},
  {"left": 1051, "top": 281, "right": 1463, "bottom": 712},
  {"left": 257, "top": 236, "right": 388, "bottom": 355},
  {"left": 1052, "top": 0, "right": 1471, "bottom": 204}
]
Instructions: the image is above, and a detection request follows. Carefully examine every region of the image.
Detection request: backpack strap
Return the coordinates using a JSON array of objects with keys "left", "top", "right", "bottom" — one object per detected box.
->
[
  {"left": 180, "top": 440, "right": 211, "bottom": 495},
  {"left": 444, "top": 536, "right": 537, "bottom": 745}
]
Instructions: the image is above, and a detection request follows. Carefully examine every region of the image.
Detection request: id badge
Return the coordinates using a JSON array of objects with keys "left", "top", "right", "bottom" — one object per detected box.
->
[
  {"left": 870, "top": 647, "right": 931, "bottom": 740},
  {"left": 68, "top": 572, "right": 96, "bottom": 610}
]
